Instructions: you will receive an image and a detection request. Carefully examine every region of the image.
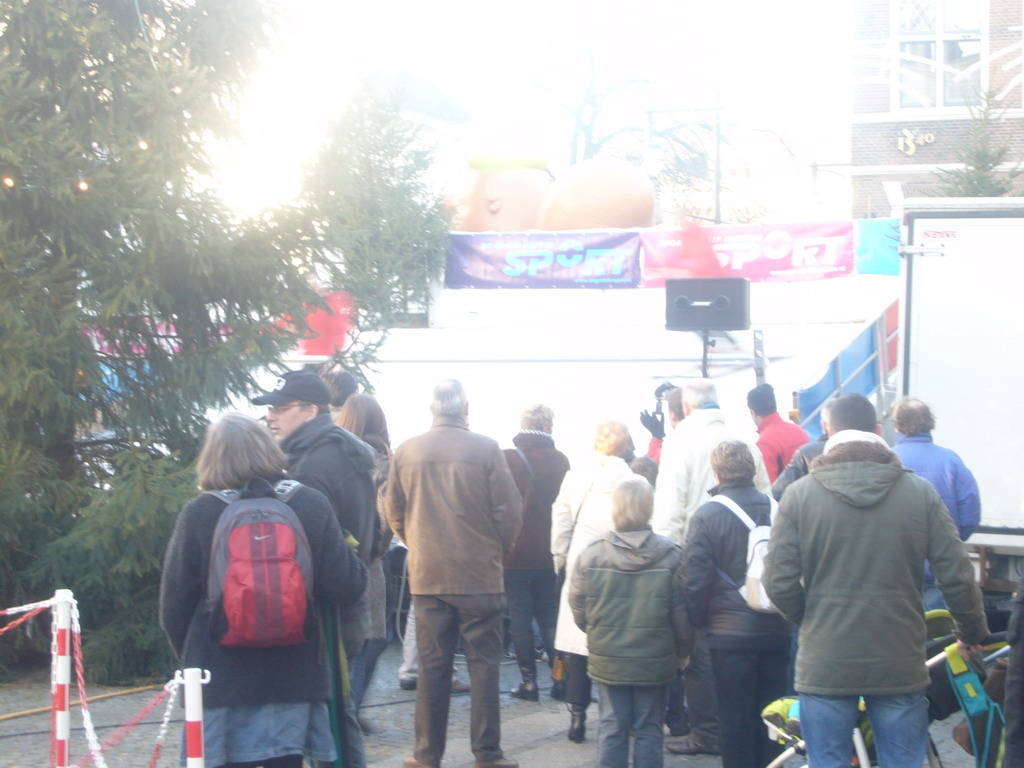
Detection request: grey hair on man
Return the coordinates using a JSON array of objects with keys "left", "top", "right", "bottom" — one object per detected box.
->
[
  {"left": 683, "top": 379, "right": 718, "bottom": 410},
  {"left": 431, "top": 378, "right": 469, "bottom": 418}
]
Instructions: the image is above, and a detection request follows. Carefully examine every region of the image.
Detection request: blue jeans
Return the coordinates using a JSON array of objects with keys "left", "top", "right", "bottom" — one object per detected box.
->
[
  {"left": 799, "top": 691, "right": 929, "bottom": 768},
  {"left": 350, "top": 637, "right": 389, "bottom": 709},
  {"left": 597, "top": 683, "right": 665, "bottom": 768},
  {"left": 922, "top": 582, "right": 947, "bottom": 611}
]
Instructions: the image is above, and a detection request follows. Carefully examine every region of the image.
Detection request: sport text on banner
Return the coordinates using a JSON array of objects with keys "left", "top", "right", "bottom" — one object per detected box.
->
[
  {"left": 446, "top": 230, "right": 642, "bottom": 288},
  {"left": 642, "top": 220, "right": 856, "bottom": 287}
]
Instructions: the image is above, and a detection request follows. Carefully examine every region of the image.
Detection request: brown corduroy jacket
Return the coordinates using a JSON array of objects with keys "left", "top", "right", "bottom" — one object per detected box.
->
[{"left": 384, "top": 414, "right": 523, "bottom": 595}]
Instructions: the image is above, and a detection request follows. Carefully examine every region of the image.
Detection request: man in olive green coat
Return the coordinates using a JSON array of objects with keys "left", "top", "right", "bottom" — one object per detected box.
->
[{"left": 764, "top": 427, "right": 987, "bottom": 768}]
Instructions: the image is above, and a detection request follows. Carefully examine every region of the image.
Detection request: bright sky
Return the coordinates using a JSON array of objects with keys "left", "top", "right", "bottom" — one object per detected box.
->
[{"left": 215, "top": 0, "right": 855, "bottom": 216}]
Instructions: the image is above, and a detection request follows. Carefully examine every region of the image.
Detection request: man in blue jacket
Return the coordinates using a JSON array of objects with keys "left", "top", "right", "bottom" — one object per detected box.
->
[{"left": 892, "top": 396, "right": 981, "bottom": 609}]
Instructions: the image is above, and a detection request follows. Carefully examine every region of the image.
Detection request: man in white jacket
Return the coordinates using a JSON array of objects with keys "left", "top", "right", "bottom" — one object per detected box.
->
[
  {"left": 652, "top": 378, "right": 770, "bottom": 757},
  {"left": 653, "top": 379, "right": 770, "bottom": 544}
]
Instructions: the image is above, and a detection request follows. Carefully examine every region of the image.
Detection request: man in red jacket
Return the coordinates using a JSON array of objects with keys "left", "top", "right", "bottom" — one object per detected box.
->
[{"left": 747, "top": 384, "right": 810, "bottom": 484}]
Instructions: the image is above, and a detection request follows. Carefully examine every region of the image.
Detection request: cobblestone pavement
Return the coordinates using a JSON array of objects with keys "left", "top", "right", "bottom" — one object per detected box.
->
[{"left": 0, "top": 641, "right": 975, "bottom": 768}]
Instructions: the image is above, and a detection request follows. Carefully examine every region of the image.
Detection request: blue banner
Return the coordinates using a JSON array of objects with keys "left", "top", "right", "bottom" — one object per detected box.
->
[
  {"left": 854, "top": 218, "right": 900, "bottom": 276},
  {"left": 446, "top": 230, "right": 642, "bottom": 288}
]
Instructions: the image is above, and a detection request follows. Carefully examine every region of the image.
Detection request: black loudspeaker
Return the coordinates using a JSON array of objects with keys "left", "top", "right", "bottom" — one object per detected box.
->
[{"left": 665, "top": 277, "right": 751, "bottom": 331}]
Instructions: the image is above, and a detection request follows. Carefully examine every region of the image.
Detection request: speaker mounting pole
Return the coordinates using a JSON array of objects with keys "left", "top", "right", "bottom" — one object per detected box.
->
[
  {"left": 665, "top": 277, "right": 751, "bottom": 379},
  {"left": 700, "top": 330, "right": 714, "bottom": 378}
]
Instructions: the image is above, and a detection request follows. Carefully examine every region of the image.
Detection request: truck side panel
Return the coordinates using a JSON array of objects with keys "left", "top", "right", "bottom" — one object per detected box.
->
[{"left": 903, "top": 208, "right": 1024, "bottom": 532}]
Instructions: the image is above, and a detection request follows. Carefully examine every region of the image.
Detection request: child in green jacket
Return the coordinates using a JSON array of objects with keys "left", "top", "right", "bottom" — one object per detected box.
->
[{"left": 569, "top": 475, "right": 692, "bottom": 768}]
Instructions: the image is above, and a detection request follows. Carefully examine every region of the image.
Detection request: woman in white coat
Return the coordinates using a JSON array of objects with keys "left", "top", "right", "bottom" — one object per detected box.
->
[{"left": 551, "top": 420, "right": 636, "bottom": 743}]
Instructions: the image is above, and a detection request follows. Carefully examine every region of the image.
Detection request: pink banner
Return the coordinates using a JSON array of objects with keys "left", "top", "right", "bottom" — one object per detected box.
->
[{"left": 642, "top": 221, "right": 855, "bottom": 287}]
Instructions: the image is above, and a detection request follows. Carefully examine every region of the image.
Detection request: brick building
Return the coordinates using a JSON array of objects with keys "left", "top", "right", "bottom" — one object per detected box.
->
[{"left": 851, "top": 0, "right": 1024, "bottom": 217}]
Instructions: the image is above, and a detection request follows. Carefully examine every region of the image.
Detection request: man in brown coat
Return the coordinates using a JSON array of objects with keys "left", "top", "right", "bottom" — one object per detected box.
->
[{"left": 385, "top": 379, "right": 523, "bottom": 768}]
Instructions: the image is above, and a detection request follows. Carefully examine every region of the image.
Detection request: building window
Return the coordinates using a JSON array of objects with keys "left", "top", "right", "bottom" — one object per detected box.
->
[{"left": 897, "top": 0, "right": 982, "bottom": 108}]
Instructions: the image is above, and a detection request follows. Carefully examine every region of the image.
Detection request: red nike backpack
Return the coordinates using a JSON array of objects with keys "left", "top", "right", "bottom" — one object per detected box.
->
[{"left": 206, "top": 479, "right": 314, "bottom": 647}]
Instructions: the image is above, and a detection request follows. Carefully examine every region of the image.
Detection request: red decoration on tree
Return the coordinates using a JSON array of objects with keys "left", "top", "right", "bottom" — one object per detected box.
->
[{"left": 298, "top": 290, "right": 354, "bottom": 356}]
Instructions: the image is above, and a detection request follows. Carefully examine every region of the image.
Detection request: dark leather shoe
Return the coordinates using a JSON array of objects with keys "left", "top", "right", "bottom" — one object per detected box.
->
[
  {"left": 568, "top": 705, "right": 586, "bottom": 743},
  {"left": 399, "top": 678, "right": 417, "bottom": 691},
  {"left": 665, "top": 721, "right": 691, "bottom": 737},
  {"left": 665, "top": 734, "right": 720, "bottom": 755},
  {"left": 475, "top": 759, "right": 519, "bottom": 768},
  {"left": 510, "top": 681, "right": 539, "bottom": 701}
]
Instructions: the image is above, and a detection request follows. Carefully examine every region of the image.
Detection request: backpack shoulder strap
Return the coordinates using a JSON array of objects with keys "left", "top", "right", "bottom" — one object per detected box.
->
[
  {"left": 273, "top": 479, "right": 303, "bottom": 503},
  {"left": 513, "top": 448, "right": 538, "bottom": 489},
  {"left": 709, "top": 493, "right": 776, "bottom": 528},
  {"left": 709, "top": 494, "right": 756, "bottom": 530},
  {"left": 207, "top": 489, "right": 240, "bottom": 504}
]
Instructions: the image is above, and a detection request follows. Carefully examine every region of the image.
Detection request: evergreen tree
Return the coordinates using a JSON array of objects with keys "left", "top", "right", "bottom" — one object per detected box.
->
[
  {"left": 295, "top": 84, "right": 450, "bottom": 370},
  {"left": 936, "top": 93, "right": 1023, "bottom": 197},
  {"left": 0, "top": 0, "right": 319, "bottom": 680}
]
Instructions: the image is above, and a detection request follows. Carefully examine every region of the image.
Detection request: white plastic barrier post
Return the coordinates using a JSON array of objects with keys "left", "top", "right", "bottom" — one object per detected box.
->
[
  {"left": 53, "top": 589, "right": 73, "bottom": 768},
  {"left": 179, "top": 667, "right": 211, "bottom": 768}
]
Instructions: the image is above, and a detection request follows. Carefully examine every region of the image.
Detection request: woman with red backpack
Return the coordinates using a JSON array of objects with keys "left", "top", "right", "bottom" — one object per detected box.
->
[{"left": 160, "top": 413, "right": 366, "bottom": 768}]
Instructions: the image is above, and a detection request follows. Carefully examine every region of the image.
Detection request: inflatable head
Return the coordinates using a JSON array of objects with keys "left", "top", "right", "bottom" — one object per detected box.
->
[
  {"left": 451, "top": 156, "right": 551, "bottom": 232},
  {"left": 537, "top": 158, "right": 655, "bottom": 231}
]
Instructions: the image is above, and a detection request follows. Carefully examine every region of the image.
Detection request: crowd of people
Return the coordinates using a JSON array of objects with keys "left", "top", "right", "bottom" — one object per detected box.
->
[{"left": 157, "top": 368, "right": 1016, "bottom": 768}]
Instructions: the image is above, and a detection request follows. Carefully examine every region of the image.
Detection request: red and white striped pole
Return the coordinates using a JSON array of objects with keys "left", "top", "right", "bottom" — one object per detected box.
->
[
  {"left": 53, "top": 589, "right": 73, "bottom": 768},
  {"left": 179, "top": 667, "right": 210, "bottom": 768}
]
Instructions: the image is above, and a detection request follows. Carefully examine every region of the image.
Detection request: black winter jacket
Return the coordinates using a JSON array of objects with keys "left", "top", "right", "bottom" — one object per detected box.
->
[
  {"left": 282, "top": 414, "right": 378, "bottom": 564},
  {"left": 683, "top": 480, "right": 792, "bottom": 651},
  {"left": 159, "top": 478, "right": 367, "bottom": 708},
  {"left": 772, "top": 436, "right": 826, "bottom": 501}
]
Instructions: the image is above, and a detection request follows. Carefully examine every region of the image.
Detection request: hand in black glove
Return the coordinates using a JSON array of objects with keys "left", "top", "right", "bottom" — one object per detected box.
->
[{"left": 640, "top": 409, "right": 665, "bottom": 440}]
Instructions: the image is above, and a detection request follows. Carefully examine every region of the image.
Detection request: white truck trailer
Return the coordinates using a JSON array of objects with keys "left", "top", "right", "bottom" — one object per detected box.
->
[{"left": 900, "top": 197, "right": 1024, "bottom": 618}]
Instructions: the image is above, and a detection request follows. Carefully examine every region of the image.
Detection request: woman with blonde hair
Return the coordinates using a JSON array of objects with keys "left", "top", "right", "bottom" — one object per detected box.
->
[
  {"left": 160, "top": 413, "right": 367, "bottom": 768},
  {"left": 551, "top": 420, "right": 636, "bottom": 743}
]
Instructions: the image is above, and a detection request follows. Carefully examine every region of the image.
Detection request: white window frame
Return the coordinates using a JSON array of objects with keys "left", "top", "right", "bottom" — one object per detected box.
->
[{"left": 892, "top": 0, "right": 987, "bottom": 112}]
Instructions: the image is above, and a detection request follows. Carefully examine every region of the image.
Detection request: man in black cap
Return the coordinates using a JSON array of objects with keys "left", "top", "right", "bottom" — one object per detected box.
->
[
  {"left": 747, "top": 383, "right": 809, "bottom": 484},
  {"left": 253, "top": 368, "right": 378, "bottom": 768},
  {"left": 253, "top": 370, "right": 378, "bottom": 561}
]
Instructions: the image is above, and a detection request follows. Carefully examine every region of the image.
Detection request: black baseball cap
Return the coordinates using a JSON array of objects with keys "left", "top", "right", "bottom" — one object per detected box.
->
[{"left": 252, "top": 370, "right": 330, "bottom": 406}]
